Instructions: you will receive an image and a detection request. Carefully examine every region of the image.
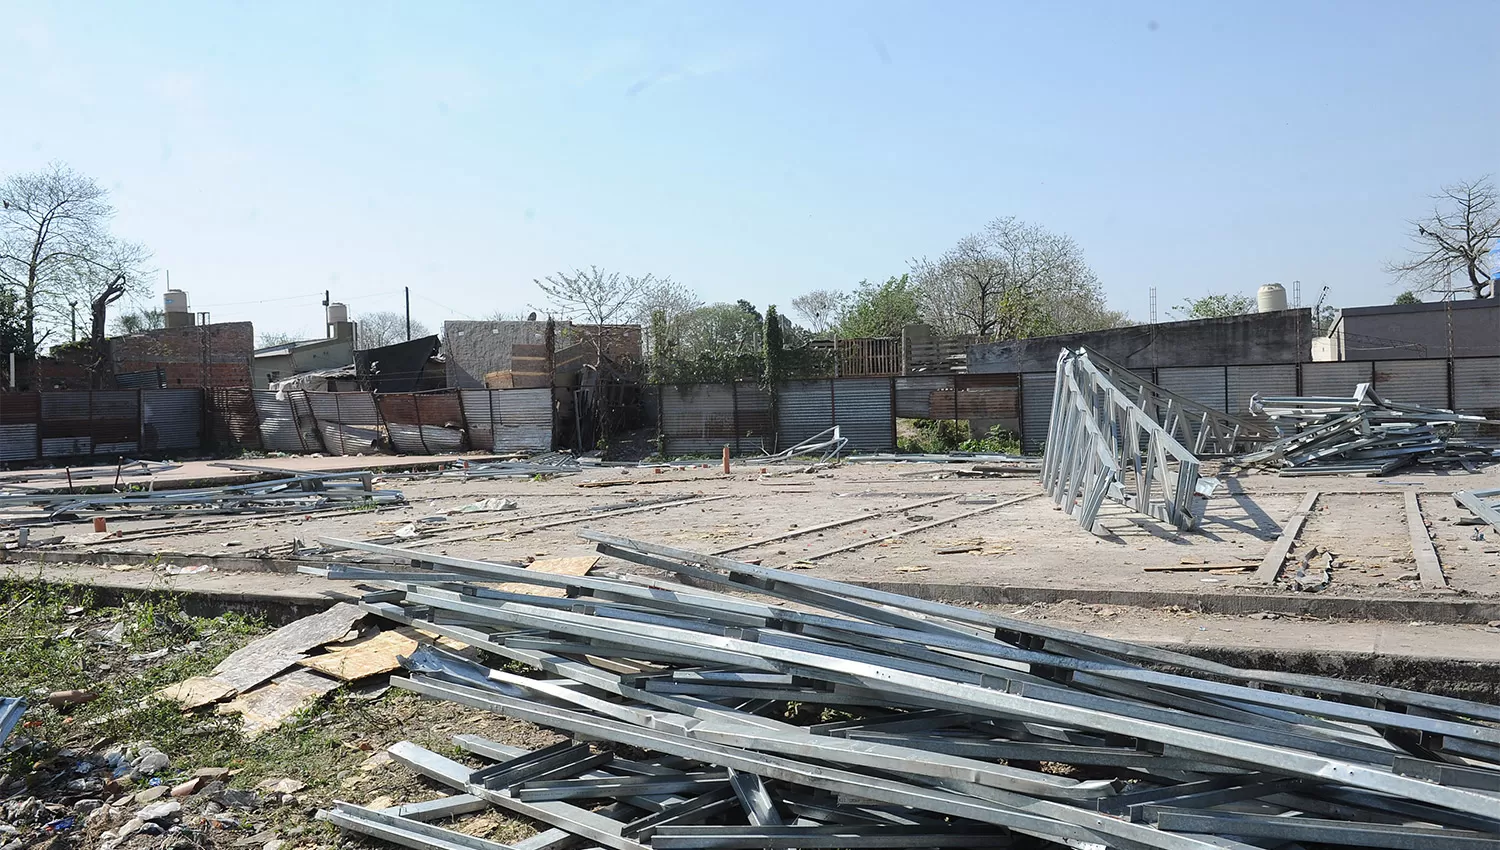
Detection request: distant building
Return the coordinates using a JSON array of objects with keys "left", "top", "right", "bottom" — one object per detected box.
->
[
  {"left": 251, "top": 303, "right": 358, "bottom": 389},
  {"left": 442, "top": 320, "right": 642, "bottom": 389},
  {"left": 1329, "top": 299, "right": 1500, "bottom": 360}
]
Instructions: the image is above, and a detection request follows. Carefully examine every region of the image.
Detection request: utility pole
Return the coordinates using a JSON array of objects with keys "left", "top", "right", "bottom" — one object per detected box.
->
[
  {"left": 68, "top": 301, "right": 78, "bottom": 342},
  {"left": 405, "top": 286, "right": 411, "bottom": 341}
]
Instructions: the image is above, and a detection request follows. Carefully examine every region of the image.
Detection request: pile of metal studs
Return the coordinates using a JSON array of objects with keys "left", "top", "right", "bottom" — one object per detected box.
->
[
  {"left": 0, "top": 471, "right": 403, "bottom": 527},
  {"left": 1241, "top": 383, "right": 1500, "bottom": 476},
  {"left": 312, "top": 532, "right": 1500, "bottom": 850}
]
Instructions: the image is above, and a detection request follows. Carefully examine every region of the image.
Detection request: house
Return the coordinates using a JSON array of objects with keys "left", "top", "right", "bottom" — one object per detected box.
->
[{"left": 1329, "top": 298, "right": 1500, "bottom": 360}]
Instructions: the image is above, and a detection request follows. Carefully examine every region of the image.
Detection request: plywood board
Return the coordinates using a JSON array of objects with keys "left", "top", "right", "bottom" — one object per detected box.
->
[
  {"left": 217, "top": 669, "right": 342, "bottom": 737},
  {"left": 491, "top": 555, "right": 599, "bottom": 598},
  {"left": 153, "top": 676, "right": 237, "bottom": 710},
  {"left": 211, "top": 602, "right": 366, "bottom": 692},
  {"left": 299, "top": 626, "right": 472, "bottom": 681}
]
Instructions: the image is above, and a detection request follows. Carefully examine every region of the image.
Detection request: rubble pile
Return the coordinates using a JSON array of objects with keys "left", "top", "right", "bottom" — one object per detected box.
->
[{"left": 1241, "top": 383, "right": 1500, "bottom": 475}]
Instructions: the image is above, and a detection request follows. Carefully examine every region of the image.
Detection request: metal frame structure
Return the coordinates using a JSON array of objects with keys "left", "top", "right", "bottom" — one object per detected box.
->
[
  {"left": 1041, "top": 349, "right": 1210, "bottom": 534},
  {"left": 1084, "top": 349, "right": 1276, "bottom": 456},
  {"left": 313, "top": 532, "right": 1500, "bottom": 850},
  {"left": 1457, "top": 486, "right": 1500, "bottom": 532}
]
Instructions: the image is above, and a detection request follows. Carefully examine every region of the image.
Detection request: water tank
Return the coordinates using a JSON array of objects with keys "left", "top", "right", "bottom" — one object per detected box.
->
[
  {"left": 326, "top": 302, "right": 349, "bottom": 324},
  {"left": 163, "top": 289, "right": 190, "bottom": 314},
  {"left": 1257, "top": 283, "right": 1288, "bottom": 313}
]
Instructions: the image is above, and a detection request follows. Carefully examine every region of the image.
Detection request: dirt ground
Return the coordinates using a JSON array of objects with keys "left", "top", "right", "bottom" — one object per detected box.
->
[{"left": 8, "top": 456, "right": 1498, "bottom": 604}]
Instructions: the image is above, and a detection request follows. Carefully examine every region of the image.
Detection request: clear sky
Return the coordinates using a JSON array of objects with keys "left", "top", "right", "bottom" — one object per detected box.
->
[{"left": 3, "top": 1, "right": 1496, "bottom": 340}]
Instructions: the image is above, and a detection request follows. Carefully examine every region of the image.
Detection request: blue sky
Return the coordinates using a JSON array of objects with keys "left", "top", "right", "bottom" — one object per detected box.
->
[{"left": 2, "top": 1, "right": 1496, "bottom": 339}]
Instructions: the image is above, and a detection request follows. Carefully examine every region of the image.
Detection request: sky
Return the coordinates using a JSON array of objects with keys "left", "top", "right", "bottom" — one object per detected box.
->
[{"left": 2, "top": 1, "right": 1497, "bottom": 342}]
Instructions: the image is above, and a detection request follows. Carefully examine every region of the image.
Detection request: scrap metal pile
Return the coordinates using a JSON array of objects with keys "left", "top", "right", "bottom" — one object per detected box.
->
[
  {"left": 1241, "top": 384, "right": 1500, "bottom": 476},
  {"left": 314, "top": 532, "right": 1500, "bottom": 850},
  {"left": 0, "top": 470, "right": 403, "bottom": 527}
]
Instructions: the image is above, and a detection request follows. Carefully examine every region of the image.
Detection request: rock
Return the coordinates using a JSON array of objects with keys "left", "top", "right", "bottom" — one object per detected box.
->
[
  {"left": 73, "top": 799, "right": 104, "bottom": 816},
  {"left": 264, "top": 840, "right": 284, "bottom": 850},
  {"left": 137, "top": 801, "right": 181, "bottom": 822},
  {"left": 134, "top": 785, "right": 169, "bottom": 804},
  {"left": 194, "top": 767, "right": 231, "bottom": 781},
  {"left": 136, "top": 752, "right": 170, "bottom": 775},
  {"left": 85, "top": 805, "right": 114, "bottom": 826},
  {"left": 255, "top": 778, "right": 304, "bottom": 795},
  {"left": 359, "top": 751, "right": 393, "bottom": 772},
  {"left": 200, "top": 781, "right": 226, "bottom": 796}
]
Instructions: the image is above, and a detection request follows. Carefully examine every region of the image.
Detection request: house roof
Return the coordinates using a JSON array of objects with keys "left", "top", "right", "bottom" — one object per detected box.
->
[{"left": 253, "top": 337, "right": 351, "bottom": 357}]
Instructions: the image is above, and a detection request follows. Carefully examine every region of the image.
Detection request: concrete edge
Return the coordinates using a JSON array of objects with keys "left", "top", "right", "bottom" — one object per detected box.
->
[
  {"left": 848, "top": 579, "right": 1500, "bottom": 625},
  {"left": 17, "top": 572, "right": 1498, "bottom": 702},
  {"left": 9, "top": 549, "right": 1500, "bottom": 624}
]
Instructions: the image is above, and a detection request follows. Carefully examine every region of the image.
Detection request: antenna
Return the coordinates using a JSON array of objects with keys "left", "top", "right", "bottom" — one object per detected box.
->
[{"left": 1149, "top": 287, "right": 1157, "bottom": 323}]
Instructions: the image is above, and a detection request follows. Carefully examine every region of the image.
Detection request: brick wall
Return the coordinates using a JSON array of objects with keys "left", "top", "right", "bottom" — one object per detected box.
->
[{"left": 110, "top": 321, "right": 254, "bottom": 387}]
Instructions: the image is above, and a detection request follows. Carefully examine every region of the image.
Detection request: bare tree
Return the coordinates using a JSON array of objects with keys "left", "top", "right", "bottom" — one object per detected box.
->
[
  {"left": 1386, "top": 177, "right": 1498, "bottom": 299},
  {"left": 911, "top": 218, "right": 1109, "bottom": 339},
  {"left": 67, "top": 239, "right": 153, "bottom": 386},
  {"left": 257, "top": 329, "right": 306, "bottom": 348},
  {"left": 356, "top": 310, "right": 430, "bottom": 349},
  {"left": 0, "top": 164, "right": 122, "bottom": 357},
  {"left": 790, "top": 289, "right": 848, "bottom": 334}
]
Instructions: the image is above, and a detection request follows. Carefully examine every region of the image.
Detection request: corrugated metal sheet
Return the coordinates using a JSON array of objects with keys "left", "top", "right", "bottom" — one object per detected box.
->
[
  {"left": 141, "top": 389, "right": 202, "bottom": 452},
  {"left": 734, "top": 383, "right": 771, "bottom": 454},
  {"left": 460, "top": 388, "right": 553, "bottom": 453},
  {"left": 40, "top": 392, "right": 140, "bottom": 457},
  {"left": 0, "top": 424, "right": 37, "bottom": 462},
  {"left": 1373, "top": 360, "right": 1450, "bottom": 408},
  {"left": 894, "top": 376, "right": 953, "bottom": 418},
  {"left": 254, "top": 390, "right": 321, "bottom": 452},
  {"left": 832, "top": 378, "right": 894, "bottom": 451},
  {"left": 660, "top": 384, "right": 737, "bottom": 456},
  {"left": 115, "top": 368, "right": 164, "bottom": 389},
  {"left": 954, "top": 388, "right": 1018, "bottom": 420},
  {"left": 378, "top": 392, "right": 467, "bottom": 454},
  {"left": 206, "top": 388, "right": 262, "bottom": 450},
  {"left": 305, "top": 392, "right": 384, "bottom": 455},
  {"left": 1301, "top": 362, "right": 1374, "bottom": 399},
  {"left": 1157, "top": 367, "right": 1227, "bottom": 411},
  {"left": 1453, "top": 358, "right": 1500, "bottom": 420},
  {"left": 1226, "top": 365, "right": 1298, "bottom": 418},
  {"left": 778, "top": 380, "right": 833, "bottom": 448},
  {"left": 1020, "top": 372, "right": 1056, "bottom": 455},
  {"left": 0, "top": 393, "right": 39, "bottom": 463}
]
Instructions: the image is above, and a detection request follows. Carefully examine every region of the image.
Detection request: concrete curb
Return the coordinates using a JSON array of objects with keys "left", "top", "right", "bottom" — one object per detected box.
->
[
  {"left": 23, "top": 572, "right": 1499, "bottom": 702},
  {"left": 11, "top": 549, "right": 1500, "bottom": 624}
]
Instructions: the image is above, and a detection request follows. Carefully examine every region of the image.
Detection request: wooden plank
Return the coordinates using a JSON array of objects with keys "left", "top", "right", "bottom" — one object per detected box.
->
[
  {"left": 211, "top": 602, "right": 366, "bottom": 692},
  {"left": 492, "top": 555, "right": 600, "bottom": 598},
  {"left": 1254, "top": 491, "right": 1319, "bottom": 584},
  {"left": 1404, "top": 490, "right": 1448, "bottom": 590}
]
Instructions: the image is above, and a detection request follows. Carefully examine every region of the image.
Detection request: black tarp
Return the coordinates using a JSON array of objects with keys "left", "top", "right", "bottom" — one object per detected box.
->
[{"left": 355, "top": 335, "right": 441, "bottom": 393}]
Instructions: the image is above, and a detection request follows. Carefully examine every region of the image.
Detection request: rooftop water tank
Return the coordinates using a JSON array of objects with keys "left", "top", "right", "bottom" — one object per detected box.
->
[
  {"left": 326, "top": 302, "right": 349, "bottom": 324},
  {"left": 1257, "top": 283, "right": 1288, "bottom": 313}
]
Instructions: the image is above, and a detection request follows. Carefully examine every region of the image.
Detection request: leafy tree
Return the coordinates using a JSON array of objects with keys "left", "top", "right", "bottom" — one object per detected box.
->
[
  {"left": 838, "top": 275, "right": 920, "bottom": 338},
  {"left": 1171, "top": 292, "right": 1256, "bottom": 319},
  {"left": 1394, "top": 291, "right": 1422, "bottom": 306},
  {"left": 659, "top": 302, "right": 765, "bottom": 382},
  {"left": 911, "top": 218, "right": 1110, "bottom": 339},
  {"left": 0, "top": 287, "right": 25, "bottom": 364},
  {"left": 356, "top": 310, "right": 431, "bottom": 349},
  {"left": 112, "top": 308, "right": 166, "bottom": 335},
  {"left": 1386, "top": 177, "right": 1497, "bottom": 300},
  {"left": 763, "top": 304, "right": 785, "bottom": 384}
]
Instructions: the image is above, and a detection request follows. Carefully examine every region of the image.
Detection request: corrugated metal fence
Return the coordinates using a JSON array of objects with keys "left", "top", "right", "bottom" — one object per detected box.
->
[{"left": 1016, "top": 358, "right": 1500, "bottom": 453}]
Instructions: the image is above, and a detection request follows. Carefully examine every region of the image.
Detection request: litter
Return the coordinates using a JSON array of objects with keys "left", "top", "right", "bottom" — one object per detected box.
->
[
  {"left": 761, "top": 427, "right": 848, "bottom": 465},
  {"left": 311, "top": 532, "right": 1500, "bottom": 850}
]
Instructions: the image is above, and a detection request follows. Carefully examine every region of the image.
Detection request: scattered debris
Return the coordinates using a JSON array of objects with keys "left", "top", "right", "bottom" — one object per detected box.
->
[
  {"left": 1242, "top": 384, "right": 1500, "bottom": 475},
  {"left": 314, "top": 531, "right": 1500, "bottom": 850}
]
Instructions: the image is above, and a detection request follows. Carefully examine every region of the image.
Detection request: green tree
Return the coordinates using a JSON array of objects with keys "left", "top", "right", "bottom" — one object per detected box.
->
[
  {"left": 838, "top": 275, "right": 920, "bottom": 338},
  {"left": 0, "top": 286, "right": 26, "bottom": 361},
  {"left": 1171, "top": 292, "right": 1256, "bottom": 319},
  {"left": 112, "top": 307, "right": 166, "bottom": 335},
  {"left": 1394, "top": 291, "right": 1422, "bottom": 305}
]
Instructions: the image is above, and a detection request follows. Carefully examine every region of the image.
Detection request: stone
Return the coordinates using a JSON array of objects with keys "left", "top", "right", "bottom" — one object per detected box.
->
[
  {"left": 137, "top": 801, "right": 181, "bottom": 822},
  {"left": 118, "top": 818, "right": 146, "bottom": 839},
  {"left": 264, "top": 840, "right": 284, "bottom": 850},
  {"left": 255, "top": 778, "right": 304, "bottom": 795},
  {"left": 135, "top": 785, "right": 169, "bottom": 805},
  {"left": 136, "top": 753, "right": 170, "bottom": 775},
  {"left": 194, "top": 767, "right": 231, "bottom": 781},
  {"left": 73, "top": 799, "right": 104, "bottom": 816}
]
